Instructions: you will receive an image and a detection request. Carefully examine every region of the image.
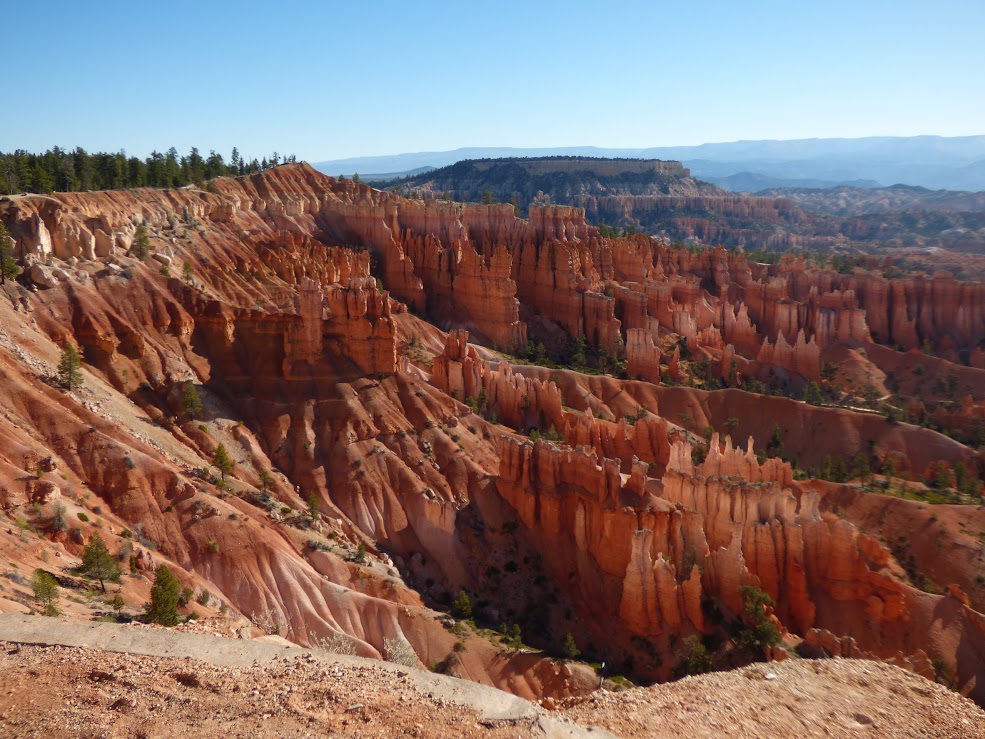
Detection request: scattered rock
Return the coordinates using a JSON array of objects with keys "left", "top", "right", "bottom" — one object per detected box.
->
[{"left": 27, "top": 263, "right": 59, "bottom": 289}]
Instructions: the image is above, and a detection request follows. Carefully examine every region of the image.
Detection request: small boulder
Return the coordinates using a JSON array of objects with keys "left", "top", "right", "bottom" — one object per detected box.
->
[{"left": 27, "top": 263, "right": 59, "bottom": 289}]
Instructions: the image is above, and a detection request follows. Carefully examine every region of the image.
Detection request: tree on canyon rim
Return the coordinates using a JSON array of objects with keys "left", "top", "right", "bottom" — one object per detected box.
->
[{"left": 0, "top": 223, "right": 18, "bottom": 282}]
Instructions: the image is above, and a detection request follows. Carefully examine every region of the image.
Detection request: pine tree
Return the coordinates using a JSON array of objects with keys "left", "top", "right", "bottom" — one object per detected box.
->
[
  {"left": 32, "top": 568, "right": 60, "bottom": 615},
  {"left": 851, "top": 452, "right": 871, "bottom": 482},
  {"left": 212, "top": 443, "right": 233, "bottom": 480},
  {"left": 58, "top": 342, "right": 84, "bottom": 390},
  {"left": 452, "top": 589, "right": 472, "bottom": 620},
  {"left": 182, "top": 382, "right": 204, "bottom": 418},
  {"left": 106, "top": 593, "right": 126, "bottom": 612},
  {"left": 306, "top": 492, "right": 320, "bottom": 520},
  {"left": 802, "top": 381, "right": 824, "bottom": 406},
  {"left": 144, "top": 564, "right": 181, "bottom": 626},
  {"left": 81, "top": 532, "right": 121, "bottom": 592},
  {"left": 130, "top": 223, "right": 150, "bottom": 260},
  {"left": 737, "top": 584, "right": 781, "bottom": 650},
  {"left": 0, "top": 222, "right": 18, "bottom": 283},
  {"left": 562, "top": 633, "right": 580, "bottom": 660}
]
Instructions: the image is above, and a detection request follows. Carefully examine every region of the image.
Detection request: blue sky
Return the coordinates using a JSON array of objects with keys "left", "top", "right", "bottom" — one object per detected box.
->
[{"left": 5, "top": 0, "right": 983, "bottom": 161}]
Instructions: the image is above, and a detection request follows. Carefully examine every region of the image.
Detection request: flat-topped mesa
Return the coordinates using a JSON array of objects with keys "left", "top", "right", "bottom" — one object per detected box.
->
[{"left": 473, "top": 157, "right": 690, "bottom": 179}]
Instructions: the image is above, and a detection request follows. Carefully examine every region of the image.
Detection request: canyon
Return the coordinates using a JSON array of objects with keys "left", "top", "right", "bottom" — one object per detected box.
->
[
  {"left": 0, "top": 163, "right": 984, "bottom": 720},
  {"left": 389, "top": 157, "right": 985, "bottom": 254}
]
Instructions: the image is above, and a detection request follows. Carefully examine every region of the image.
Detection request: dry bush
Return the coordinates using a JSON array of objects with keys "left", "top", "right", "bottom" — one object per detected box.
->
[{"left": 383, "top": 637, "right": 418, "bottom": 668}]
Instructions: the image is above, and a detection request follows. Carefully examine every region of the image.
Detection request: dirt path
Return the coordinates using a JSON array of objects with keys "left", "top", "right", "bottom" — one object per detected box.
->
[{"left": 0, "top": 614, "right": 605, "bottom": 738}]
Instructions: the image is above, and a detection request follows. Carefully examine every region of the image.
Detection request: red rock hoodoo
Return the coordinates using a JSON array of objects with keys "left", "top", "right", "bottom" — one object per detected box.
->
[{"left": 1, "top": 163, "right": 984, "bottom": 706}]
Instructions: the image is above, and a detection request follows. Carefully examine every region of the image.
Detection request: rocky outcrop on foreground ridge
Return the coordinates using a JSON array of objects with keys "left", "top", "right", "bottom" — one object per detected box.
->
[
  {"left": 0, "top": 164, "right": 984, "bottom": 712},
  {"left": 3, "top": 636, "right": 983, "bottom": 738}
]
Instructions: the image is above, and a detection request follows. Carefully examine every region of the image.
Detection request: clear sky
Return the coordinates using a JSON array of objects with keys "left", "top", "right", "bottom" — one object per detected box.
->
[{"left": 5, "top": 0, "right": 983, "bottom": 161}]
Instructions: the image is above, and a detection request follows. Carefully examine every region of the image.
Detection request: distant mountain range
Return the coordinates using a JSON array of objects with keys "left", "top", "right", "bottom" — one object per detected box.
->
[{"left": 314, "top": 136, "right": 985, "bottom": 192}]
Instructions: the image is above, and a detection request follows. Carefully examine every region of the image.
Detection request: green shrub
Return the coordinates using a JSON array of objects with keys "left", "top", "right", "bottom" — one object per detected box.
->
[
  {"left": 683, "top": 635, "right": 712, "bottom": 674},
  {"left": 144, "top": 565, "right": 181, "bottom": 626},
  {"left": 452, "top": 589, "right": 472, "bottom": 620},
  {"left": 737, "top": 585, "right": 781, "bottom": 651},
  {"left": 130, "top": 224, "right": 150, "bottom": 260},
  {"left": 32, "top": 569, "right": 60, "bottom": 616},
  {"left": 58, "top": 343, "right": 84, "bottom": 390},
  {"left": 183, "top": 383, "right": 204, "bottom": 419},
  {"left": 562, "top": 633, "right": 580, "bottom": 660},
  {"left": 80, "top": 532, "right": 121, "bottom": 592}
]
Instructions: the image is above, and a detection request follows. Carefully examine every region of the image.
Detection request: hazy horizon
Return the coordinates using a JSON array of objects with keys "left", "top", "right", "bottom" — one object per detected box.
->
[{"left": 5, "top": 1, "right": 984, "bottom": 161}]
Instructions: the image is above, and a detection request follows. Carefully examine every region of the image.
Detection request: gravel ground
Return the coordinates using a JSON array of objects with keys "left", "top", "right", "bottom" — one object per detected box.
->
[
  {"left": 562, "top": 658, "right": 985, "bottom": 738},
  {"left": 2, "top": 633, "right": 982, "bottom": 738},
  {"left": 0, "top": 643, "right": 593, "bottom": 738}
]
